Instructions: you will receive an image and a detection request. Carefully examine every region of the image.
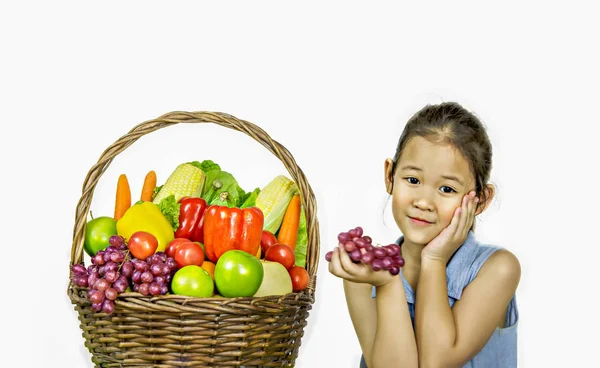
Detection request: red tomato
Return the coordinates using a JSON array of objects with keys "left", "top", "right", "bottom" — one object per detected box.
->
[
  {"left": 166, "top": 238, "right": 191, "bottom": 258},
  {"left": 288, "top": 266, "right": 309, "bottom": 292},
  {"left": 128, "top": 231, "right": 158, "bottom": 260},
  {"left": 265, "top": 243, "right": 295, "bottom": 270},
  {"left": 260, "top": 230, "right": 278, "bottom": 257},
  {"left": 174, "top": 242, "right": 205, "bottom": 269}
]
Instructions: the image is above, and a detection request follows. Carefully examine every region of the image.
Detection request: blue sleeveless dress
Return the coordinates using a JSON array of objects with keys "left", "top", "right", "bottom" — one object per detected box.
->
[{"left": 360, "top": 231, "right": 519, "bottom": 367}]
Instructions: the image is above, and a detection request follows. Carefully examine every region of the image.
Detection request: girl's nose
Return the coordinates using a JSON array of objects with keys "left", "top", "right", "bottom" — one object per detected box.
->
[{"left": 412, "top": 191, "right": 435, "bottom": 211}]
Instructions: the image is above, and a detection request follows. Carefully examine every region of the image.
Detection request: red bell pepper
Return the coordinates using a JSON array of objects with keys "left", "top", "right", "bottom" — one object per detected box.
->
[
  {"left": 203, "top": 205, "right": 264, "bottom": 262},
  {"left": 175, "top": 197, "right": 208, "bottom": 243}
]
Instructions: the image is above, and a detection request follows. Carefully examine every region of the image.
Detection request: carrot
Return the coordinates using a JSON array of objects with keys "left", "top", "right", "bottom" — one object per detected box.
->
[
  {"left": 277, "top": 194, "right": 301, "bottom": 250},
  {"left": 140, "top": 170, "right": 157, "bottom": 202},
  {"left": 114, "top": 174, "right": 131, "bottom": 221}
]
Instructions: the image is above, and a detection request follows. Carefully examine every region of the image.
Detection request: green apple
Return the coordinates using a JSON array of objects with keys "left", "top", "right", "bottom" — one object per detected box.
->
[
  {"left": 214, "top": 250, "right": 264, "bottom": 298},
  {"left": 84, "top": 216, "right": 118, "bottom": 257},
  {"left": 171, "top": 265, "right": 214, "bottom": 298}
]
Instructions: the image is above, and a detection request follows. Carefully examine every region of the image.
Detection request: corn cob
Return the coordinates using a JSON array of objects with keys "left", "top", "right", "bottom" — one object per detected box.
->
[
  {"left": 255, "top": 175, "right": 298, "bottom": 234},
  {"left": 152, "top": 163, "right": 206, "bottom": 204}
]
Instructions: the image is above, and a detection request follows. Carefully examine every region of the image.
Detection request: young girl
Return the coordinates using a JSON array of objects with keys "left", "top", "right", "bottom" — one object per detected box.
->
[{"left": 328, "top": 102, "right": 521, "bottom": 368}]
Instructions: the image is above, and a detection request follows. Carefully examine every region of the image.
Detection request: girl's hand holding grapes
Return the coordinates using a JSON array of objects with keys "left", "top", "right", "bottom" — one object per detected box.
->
[{"left": 328, "top": 244, "right": 397, "bottom": 287}]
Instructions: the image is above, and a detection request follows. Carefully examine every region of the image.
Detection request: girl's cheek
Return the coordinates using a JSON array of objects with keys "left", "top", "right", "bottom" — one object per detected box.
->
[
  {"left": 391, "top": 189, "right": 410, "bottom": 210},
  {"left": 439, "top": 212, "right": 453, "bottom": 228},
  {"left": 438, "top": 200, "right": 461, "bottom": 226},
  {"left": 391, "top": 192, "right": 413, "bottom": 230}
]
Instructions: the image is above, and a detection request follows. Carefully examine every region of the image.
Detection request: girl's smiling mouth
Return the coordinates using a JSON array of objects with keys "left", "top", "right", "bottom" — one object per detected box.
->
[{"left": 408, "top": 216, "right": 434, "bottom": 225}]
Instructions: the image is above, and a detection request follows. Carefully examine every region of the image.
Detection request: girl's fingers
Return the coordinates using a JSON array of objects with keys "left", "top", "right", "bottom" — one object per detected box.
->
[
  {"left": 329, "top": 248, "right": 354, "bottom": 280},
  {"left": 457, "top": 192, "right": 475, "bottom": 238},
  {"left": 338, "top": 243, "right": 359, "bottom": 275},
  {"left": 464, "top": 196, "right": 474, "bottom": 237},
  {"left": 467, "top": 191, "right": 477, "bottom": 225},
  {"left": 460, "top": 195, "right": 470, "bottom": 230},
  {"left": 468, "top": 196, "right": 478, "bottom": 230},
  {"left": 329, "top": 248, "right": 345, "bottom": 274},
  {"left": 449, "top": 199, "right": 463, "bottom": 234}
]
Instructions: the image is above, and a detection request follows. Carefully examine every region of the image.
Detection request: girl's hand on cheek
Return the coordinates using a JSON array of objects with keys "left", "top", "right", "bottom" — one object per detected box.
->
[
  {"left": 421, "top": 191, "right": 479, "bottom": 263},
  {"left": 328, "top": 243, "right": 395, "bottom": 287}
]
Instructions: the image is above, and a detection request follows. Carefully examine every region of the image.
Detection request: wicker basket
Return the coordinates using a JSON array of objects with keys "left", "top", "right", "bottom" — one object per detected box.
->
[{"left": 67, "top": 111, "right": 320, "bottom": 367}]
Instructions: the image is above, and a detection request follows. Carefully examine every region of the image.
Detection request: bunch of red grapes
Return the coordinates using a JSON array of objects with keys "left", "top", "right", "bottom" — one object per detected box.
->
[
  {"left": 70, "top": 235, "right": 178, "bottom": 315},
  {"left": 325, "top": 226, "right": 405, "bottom": 275}
]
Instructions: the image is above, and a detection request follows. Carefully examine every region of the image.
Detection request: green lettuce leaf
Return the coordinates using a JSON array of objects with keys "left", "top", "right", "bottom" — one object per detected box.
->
[
  {"left": 202, "top": 170, "right": 244, "bottom": 205},
  {"left": 293, "top": 207, "right": 308, "bottom": 268},
  {"left": 240, "top": 187, "right": 260, "bottom": 208},
  {"left": 209, "top": 191, "right": 238, "bottom": 208},
  {"left": 157, "top": 195, "right": 181, "bottom": 232},
  {"left": 236, "top": 186, "right": 247, "bottom": 206},
  {"left": 188, "top": 160, "right": 221, "bottom": 173}
]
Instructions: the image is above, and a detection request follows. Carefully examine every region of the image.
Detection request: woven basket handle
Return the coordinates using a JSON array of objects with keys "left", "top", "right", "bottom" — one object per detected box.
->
[{"left": 70, "top": 111, "right": 321, "bottom": 282}]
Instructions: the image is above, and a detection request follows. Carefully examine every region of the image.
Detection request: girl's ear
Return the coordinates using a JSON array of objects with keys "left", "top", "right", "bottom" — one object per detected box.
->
[
  {"left": 384, "top": 158, "right": 394, "bottom": 195},
  {"left": 475, "top": 184, "right": 495, "bottom": 215}
]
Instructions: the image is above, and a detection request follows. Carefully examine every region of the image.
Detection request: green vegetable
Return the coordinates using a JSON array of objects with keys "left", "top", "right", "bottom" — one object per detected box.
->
[
  {"left": 236, "top": 186, "right": 247, "bottom": 206},
  {"left": 153, "top": 163, "right": 206, "bottom": 204},
  {"left": 157, "top": 195, "right": 181, "bottom": 232},
  {"left": 152, "top": 185, "right": 163, "bottom": 201},
  {"left": 240, "top": 187, "right": 260, "bottom": 208},
  {"left": 188, "top": 160, "right": 221, "bottom": 173},
  {"left": 293, "top": 208, "right": 308, "bottom": 268},
  {"left": 202, "top": 169, "right": 220, "bottom": 199},
  {"left": 191, "top": 160, "right": 251, "bottom": 207},
  {"left": 202, "top": 169, "right": 245, "bottom": 206},
  {"left": 209, "top": 191, "right": 237, "bottom": 208},
  {"left": 255, "top": 175, "right": 298, "bottom": 234}
]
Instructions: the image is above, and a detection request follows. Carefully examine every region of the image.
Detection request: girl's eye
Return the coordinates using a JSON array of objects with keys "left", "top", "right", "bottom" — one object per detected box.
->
[
  {"left": 406, "top": 177, "right": 419, "bottom": 184},
  {"left": 440, "top": 186, "right": 456, "bottom": 193}
]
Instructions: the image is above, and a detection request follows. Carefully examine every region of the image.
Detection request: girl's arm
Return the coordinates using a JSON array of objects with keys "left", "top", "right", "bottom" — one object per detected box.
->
[
  {"left": 333, "top": 246, "right": 418, "bottom": 368},
  {"left": 415, "top": 249, "right": 521, "bottom": 368},
  {"left": 343, "top": 280, "right": 377, "bottom": 367},
  {"left": 371, "top": 276, "right": 418, "bottom": 368}
]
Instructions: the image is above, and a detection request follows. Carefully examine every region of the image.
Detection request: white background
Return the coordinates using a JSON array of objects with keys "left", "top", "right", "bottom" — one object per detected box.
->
[{"left": 2, "top": 1, "right": 599, "bottom": 367}]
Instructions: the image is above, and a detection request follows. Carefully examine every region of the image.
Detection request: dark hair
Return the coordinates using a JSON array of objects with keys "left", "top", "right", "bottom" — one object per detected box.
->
[{"left": 391, "top": 102, "right": 493, "bottom": 213}]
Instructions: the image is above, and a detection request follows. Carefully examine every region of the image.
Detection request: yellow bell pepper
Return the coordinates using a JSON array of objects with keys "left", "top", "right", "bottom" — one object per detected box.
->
[{"left": 116, "top": 202, "right": 175, "bottom": 253}]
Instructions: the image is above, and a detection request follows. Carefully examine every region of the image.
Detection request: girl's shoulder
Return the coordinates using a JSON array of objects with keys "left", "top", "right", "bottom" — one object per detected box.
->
[
  {"left": 447, "top": 232, "right": 521, "bottom": 300},
  {"left": 469, "top": 234, "right": 520, "bottom": 280},
  {"left": 476, "top": 247, "right": 521, "bottom": 287}
]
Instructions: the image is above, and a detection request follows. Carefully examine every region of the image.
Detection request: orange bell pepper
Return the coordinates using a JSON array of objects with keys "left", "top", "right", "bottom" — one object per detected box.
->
[{"left": 203, "top": 205, "right": 264, "bottom": 262}]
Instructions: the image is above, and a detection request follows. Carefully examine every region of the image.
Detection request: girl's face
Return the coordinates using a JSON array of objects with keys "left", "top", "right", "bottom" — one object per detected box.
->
[{"left": 385, "top": 136, "right": 476, "bottom": 246}]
